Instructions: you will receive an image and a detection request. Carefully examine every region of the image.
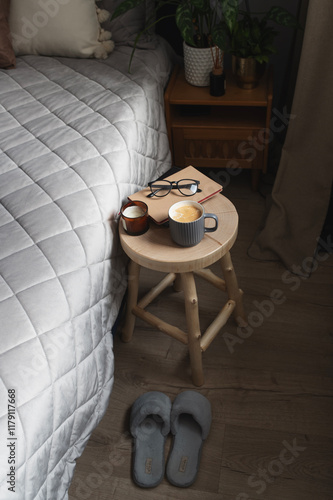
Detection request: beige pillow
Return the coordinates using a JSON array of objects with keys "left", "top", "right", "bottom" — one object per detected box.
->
[
  {"left": 9, "top": 0, "right": 113, "bottom": 58},
  {"left": 0, "top": 0, "right": 16, "bottom": 68}
]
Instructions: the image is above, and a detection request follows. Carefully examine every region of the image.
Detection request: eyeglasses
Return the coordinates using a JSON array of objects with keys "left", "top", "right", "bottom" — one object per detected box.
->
[{"left": 147, "top": 179, "right": 202, "bottom": 198}]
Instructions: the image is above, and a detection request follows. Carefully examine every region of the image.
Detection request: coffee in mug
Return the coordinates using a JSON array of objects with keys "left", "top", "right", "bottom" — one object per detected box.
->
[
  {"left": 171, "top": 204, "right": 202, "bottom": 223},
  {"left": 169, "top": 200, "right": 218, "bottom": 247}
]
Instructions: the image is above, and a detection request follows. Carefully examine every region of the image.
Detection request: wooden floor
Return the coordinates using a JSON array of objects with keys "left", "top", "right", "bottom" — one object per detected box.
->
[{"left": 68, "top": 171, "right": 333, "bottom": 500}]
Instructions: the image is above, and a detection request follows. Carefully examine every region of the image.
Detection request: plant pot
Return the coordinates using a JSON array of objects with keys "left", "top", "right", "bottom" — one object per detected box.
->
[
  {"left": 184, "top": 42, "right": 222, "bottom": 87},
  {"left": 232, "top": 55, "right": 266, "bottom": 89}
]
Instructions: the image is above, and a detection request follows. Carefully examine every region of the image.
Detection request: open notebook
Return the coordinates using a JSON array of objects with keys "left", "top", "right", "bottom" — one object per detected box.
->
[{"left": 128, "top": 166, "right": 223, "bottom": 224}]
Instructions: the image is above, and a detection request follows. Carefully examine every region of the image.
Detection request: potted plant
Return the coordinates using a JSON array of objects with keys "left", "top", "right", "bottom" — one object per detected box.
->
[
  {"left": 225, "top": 4, "right": 300, "bottom": 88},
  {"left": 175, "top": 0, "right": 229, "bottom": 86},
  {"left": 111, "top": 0, "right": 236, "bottom": 86}
]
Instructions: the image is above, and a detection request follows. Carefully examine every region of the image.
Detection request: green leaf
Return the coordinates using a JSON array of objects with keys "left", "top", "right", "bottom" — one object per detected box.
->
[
  {"left": 251, "top": 19, "right": 261, "bottom": 42},
  {"left": 265, "top": 6, "right": 299, "bottom": 28},
  {"left": 191, "top": 0, "right": 209, "bottom": 14},
  {"left": 255, "top": 54, "right": 270, "bottom": 64},
  {"left": 211, "top": 23, "right": 227, "bottom": 51},
  {"left": 176, "top": 1, "right": 195, "bottom": 46},
  {"left": 111, "top": 0, "right": 145, "bottom": 20},
  {"left": 221, "top": 0, "right": 239, "bottom": 34}
]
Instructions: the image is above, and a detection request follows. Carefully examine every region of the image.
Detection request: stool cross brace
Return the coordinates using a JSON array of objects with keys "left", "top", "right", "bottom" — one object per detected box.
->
[{"left": 122, "top": 251, "right": 246, "bottom": 386}]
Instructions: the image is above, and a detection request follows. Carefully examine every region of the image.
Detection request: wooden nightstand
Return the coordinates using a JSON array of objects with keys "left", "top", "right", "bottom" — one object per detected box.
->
[{"left": 164, "top": 65, "right": 273, "bottom": 190}]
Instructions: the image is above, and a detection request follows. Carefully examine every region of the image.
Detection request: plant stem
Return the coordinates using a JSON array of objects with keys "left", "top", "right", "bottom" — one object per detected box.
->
[
  {"left": 210, "top": 44, "right": 215, "bottom": 66},
  {"left": 198, "top": 12, "right": 204, "bottom": 46}
]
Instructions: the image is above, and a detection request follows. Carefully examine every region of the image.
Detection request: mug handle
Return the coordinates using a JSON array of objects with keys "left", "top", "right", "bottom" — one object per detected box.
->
[{"left": 204, "top": 213, "right": 218, "bottom": 232}]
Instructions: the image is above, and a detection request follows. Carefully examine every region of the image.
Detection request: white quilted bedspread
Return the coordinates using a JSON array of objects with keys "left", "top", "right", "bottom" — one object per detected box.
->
[{"left": 0, "top": 41, "right": 172, "bottom": 500}]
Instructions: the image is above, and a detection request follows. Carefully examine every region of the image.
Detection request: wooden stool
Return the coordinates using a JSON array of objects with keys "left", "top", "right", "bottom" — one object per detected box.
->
[{"left": 119, "top": 195, "right": 247, "bottom": 386}]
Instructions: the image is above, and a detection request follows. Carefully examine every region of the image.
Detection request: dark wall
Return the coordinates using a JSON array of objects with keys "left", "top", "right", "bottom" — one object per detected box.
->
[
  {"left": 155, "top": 4, "right": 183, "bottom": 56},
  {"left": 248, "top": 0, "right": 306, "bottom": 111}
]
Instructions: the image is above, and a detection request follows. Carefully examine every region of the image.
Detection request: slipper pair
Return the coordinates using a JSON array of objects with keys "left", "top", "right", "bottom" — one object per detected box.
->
[{"left": 130, "top": 390, "right": 212, "bottom": 488}]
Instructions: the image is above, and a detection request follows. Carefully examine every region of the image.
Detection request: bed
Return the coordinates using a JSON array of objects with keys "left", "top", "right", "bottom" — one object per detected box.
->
[{"left": 0, "top": 1, "right": 173, "bottom": 498}]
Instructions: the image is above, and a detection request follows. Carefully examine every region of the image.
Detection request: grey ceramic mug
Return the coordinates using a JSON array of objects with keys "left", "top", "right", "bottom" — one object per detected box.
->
[{"left": 168, "top": 200, "right": 218, "bottom": 247}]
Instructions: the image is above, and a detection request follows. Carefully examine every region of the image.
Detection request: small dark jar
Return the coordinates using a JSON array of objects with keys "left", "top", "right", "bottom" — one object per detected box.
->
[{"left": 210, "top": 71, "right": 226, "bottom": 97}]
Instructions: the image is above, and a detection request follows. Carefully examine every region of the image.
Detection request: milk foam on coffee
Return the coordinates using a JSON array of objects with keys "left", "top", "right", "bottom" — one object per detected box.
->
[
  {"left": 123, "top": 206, "right": 145, "bottom": 218},
  {"left": 172, "top": 205, "right": 202, "bottom": 223}
]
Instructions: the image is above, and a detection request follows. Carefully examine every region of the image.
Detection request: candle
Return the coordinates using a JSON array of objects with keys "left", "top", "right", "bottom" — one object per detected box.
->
[{"left": 122, "top": 206, "right": 145, "bottom": 218}]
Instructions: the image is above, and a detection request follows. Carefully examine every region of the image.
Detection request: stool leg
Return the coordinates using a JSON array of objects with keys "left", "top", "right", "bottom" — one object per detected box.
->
[
  {"left": 173, "top": 273, "right": 183, "bottom": 292},
  {"left": 221, "top": 252, "right": 247, "bottom": 326},
  {"left": 181, "top": 272, "right": 204, "bottom": 387},
  {"left": 122, "top": 260, "right": 140, "bottom": 343}
]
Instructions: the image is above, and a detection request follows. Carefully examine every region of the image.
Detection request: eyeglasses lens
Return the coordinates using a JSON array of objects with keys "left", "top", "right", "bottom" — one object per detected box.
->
[
  {"left": 150, "top": 180, "right": 171, "bottom": 197},
  {"left": 178, "top": 179, "right": 198, "bottom": 196}
]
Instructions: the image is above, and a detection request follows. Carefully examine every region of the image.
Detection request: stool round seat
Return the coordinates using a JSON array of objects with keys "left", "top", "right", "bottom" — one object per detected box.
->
[{"left": 119, "top": 195, "right": 238, "bottom": 273}]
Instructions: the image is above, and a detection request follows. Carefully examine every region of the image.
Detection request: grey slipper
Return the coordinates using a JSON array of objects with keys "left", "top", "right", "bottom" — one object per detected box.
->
[
  {"left": 166, "top": 391, "right": 212, "bottom": 488},
  {"left": 130, "top": 391, "right": 172, "bottom": 488}
]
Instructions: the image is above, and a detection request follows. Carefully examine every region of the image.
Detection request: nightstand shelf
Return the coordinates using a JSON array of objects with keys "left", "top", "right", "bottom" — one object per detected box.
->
[{"left": 164, "top": 65, "right": 273, "bottom": 190}]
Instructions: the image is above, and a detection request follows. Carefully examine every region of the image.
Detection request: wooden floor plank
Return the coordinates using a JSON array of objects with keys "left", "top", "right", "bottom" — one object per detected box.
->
[{"left": 69, "top": 172, "right": 333, "bottom": 500}]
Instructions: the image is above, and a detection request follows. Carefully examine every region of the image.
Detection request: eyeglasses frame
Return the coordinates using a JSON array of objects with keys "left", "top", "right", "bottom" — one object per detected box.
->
[{"left": 147, "top": 179, "right": 202, "bottom": 198}]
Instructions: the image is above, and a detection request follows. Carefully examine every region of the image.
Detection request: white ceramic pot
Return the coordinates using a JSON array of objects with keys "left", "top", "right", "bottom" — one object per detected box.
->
[{"left": 183, "top": 42, "right": 217, "bottom": 87}]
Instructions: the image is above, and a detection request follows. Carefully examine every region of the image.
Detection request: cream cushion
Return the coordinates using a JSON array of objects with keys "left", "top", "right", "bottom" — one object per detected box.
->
[{"left": 9, "top": 0, "right": 103, "bottom": 58}]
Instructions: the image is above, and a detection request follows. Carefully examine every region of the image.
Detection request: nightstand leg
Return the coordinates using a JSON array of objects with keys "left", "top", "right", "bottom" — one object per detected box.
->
[
  {"left": 122, "top": 259, "right": 140, "bottom": 343},
  {"left": 181, "top": 272, "right": 204, "bottom": 387},
  {"left": 221, "top": 252, "right": 247, "bottom": 326}
]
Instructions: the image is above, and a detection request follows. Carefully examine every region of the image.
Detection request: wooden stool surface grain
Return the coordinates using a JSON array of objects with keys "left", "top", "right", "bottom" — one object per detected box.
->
[{"left": 119, "top": 194, "right": 238, "bottom": 272}]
